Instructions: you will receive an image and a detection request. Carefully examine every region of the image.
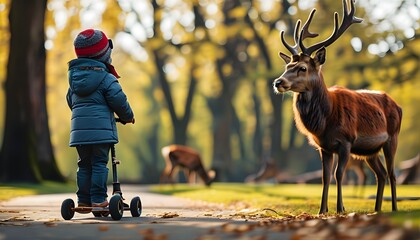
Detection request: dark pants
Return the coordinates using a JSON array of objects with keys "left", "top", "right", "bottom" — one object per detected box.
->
[{"left": 76, "top": 143, "right": 111, "bottom": 204}]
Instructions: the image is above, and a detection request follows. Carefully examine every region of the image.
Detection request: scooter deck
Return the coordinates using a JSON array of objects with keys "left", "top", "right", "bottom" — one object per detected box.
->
[{"left": 72, "top": 206, "right": 129, "bottom": 213}]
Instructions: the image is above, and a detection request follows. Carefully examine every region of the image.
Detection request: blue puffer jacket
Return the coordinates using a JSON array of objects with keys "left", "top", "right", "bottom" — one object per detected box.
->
[{"left": 66, "top": 58, "right": 134, "bottom": 147}]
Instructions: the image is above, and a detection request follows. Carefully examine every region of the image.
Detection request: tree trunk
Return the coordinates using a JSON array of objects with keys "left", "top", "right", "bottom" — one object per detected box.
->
[
  {"left": 0, "top": 0, "right": 64, "bottom": 182},
  {"left": 152, "top": 50, "right": 197, "bottom": 145},
  {"left": 206, "top": 0, "right": 249, "bottom": 181},
  {"left": 207, "top": 95, "right": 233, "bottom": 182},
  {"left": 206, "top": 56, "right": 233, "bottom": 181}
]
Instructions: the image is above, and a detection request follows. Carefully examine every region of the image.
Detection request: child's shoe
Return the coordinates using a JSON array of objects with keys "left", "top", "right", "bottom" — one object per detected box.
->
[
  {"left": 77, "top": 202, "right": 91, "bottom": 214},
  {"left": 92, "top": 200, "right": 109, "bottom": 208}
]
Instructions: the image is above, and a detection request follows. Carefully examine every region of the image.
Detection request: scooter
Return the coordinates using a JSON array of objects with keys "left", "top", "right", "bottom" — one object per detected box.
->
[{"left": 61, "top": 141, "right": 142, "bottom": 221}]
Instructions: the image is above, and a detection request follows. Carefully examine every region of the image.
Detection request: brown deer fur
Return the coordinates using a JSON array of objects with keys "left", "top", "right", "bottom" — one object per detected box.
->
[{"left": 160, "top": 145, "right": 215, "bottom": 186}]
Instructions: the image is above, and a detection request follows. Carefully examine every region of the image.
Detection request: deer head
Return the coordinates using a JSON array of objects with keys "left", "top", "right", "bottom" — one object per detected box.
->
[{"left": 273, "top": 0, "right": 363, "bottom": 93}]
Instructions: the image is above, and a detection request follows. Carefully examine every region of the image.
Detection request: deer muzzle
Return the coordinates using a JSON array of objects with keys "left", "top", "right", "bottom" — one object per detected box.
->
[{"left": 273, "top": 78, "right": 290, "bottom": 93}]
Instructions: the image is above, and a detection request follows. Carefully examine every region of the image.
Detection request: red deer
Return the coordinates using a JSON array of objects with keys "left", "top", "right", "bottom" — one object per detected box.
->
[
  {"left": 160, "top": 145, "right": 215, "bottom": 186},
  {"left": 272, "top": 0, "right": 402, "bottom": 213},
  {"left": 245, "top": 159, "right": 279, "bottom": 183}
]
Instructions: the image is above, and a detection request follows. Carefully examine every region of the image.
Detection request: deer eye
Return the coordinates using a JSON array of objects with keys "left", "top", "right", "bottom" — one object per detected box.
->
[{"left": 299, "top": 67, "right": 307, "bottom": 72}]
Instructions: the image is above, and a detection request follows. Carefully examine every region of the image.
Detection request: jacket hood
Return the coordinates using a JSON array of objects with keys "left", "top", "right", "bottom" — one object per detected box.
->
[{"left": 68, "top": 58, "right": 109, "bottom": 96}]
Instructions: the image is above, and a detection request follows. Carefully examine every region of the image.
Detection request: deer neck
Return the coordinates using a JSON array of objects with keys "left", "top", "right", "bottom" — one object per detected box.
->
[{"left": 292, "top": 71, "right": 332, "bottom": 136}]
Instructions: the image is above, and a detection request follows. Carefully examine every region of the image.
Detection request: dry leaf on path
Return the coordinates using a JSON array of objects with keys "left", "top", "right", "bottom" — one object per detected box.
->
[
  {"left": 196, "top": 235, "right": 221, "bottom": 240},
  {"left": 139, "top": 228, "right": 154, "bottom": 236},
  {"left": 43, "top": 221, "right": 58, "bottom": 227},
  {"left": 123, "top": 224, "right": 138, "bottom": 229},
  {"left": 97, "top": 225, "right": 110, "bottom": 231},
  {"left": 160, "top": 212, "right": 179, "bottom": 218}
]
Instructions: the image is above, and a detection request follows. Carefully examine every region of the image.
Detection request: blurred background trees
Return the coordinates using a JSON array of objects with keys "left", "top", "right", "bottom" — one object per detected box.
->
[{"left": 0, "top": 0, "right": 418, "bottom": 183}]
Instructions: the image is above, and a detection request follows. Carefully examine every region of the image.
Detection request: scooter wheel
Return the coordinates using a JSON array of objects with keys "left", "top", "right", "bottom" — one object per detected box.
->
[
  {"left": 61, "top": 198, "right": 75, "bottom": 220},
  {"left": 130, "top": 196, "right": 142, "bottom": 217},
  {"left": 109, "top": 194, "right": 123, "bottom": 220}
]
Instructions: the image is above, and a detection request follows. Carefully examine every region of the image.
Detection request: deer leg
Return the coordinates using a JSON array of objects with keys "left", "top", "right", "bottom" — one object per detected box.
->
[
  {"left": 167, "top": 165, "right": 178, "bottom": 184},
  {"left": 353, "top": 161, "right": 367, "bottom": 198},
  {"left": 160, "top": 163, "right": 173, "bottom": 184},
  {"left": 187, "top": 169, "right": 196, "bottom": 184},
  {"left": 159, "top": 171, "right": 167, "bottom": 184},
  {"left": 357, "top": 163, "right": 367, "bottom": 187},
  {"left": 383, "top": 135, "right": 398, "bottom": 211},
  {"left": 319, "top": 150, "right": 334, "bottom": 214},
  {"left": 365, "top": 155, "right": 387, "bottom": 212},
  {"left": 183, "top": 169, "right": 190, "bottom": 184},
  {"left": 335, "top": 144, "right": 351, "bottom": 213}
]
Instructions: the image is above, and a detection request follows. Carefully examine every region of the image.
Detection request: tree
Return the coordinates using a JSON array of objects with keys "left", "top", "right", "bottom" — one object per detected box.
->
[
  {"left": 149, "top": 0, "right": 198, "bottom": 146},
  {"left": 0, "top": 0, "right": 64, "bottom": 182}
]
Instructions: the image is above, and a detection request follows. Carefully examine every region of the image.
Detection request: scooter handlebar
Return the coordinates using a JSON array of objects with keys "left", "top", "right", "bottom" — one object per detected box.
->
[{"left": 115, "top": 118, "right": 135, "bottom": 125}]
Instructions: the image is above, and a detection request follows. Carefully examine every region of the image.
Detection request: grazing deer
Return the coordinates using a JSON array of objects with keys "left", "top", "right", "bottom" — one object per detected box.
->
[
  {"left": 245, "top": 159, "right": 279, "bottom": 183},
  {"left": 272, "top": 0, "right": 402, "bottom": 213},
  {"left": 345, "top": 158, "right": 367, "bottom": 185},
  {"left": 160, "top": 145, "right": 215, "bottom": 186}
]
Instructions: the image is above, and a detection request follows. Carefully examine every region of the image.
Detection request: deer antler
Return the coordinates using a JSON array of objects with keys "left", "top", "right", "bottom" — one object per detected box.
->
[
  {"left": 300, "top": 9, "right": 319, "bottom": 41},
  {"left": 281, "top": 9, "right": 320, "bottom": 56},
  {"left": 300, "top": 0, "right": 363, "bottom": 56},
  {"left": 280, "top": 20, "right": 301, "bottom": 55}
]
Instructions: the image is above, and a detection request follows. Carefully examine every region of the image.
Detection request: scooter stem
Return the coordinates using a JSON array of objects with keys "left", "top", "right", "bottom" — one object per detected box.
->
[{"left": 111, "top": 144, "right": 123, "bottom": 199}]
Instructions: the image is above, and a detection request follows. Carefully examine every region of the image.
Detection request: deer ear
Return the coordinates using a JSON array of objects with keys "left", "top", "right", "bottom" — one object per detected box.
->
[
  {"left": 315, "top": 47, "right": 326, "bottom": 65},
  {"left": 279, "top": 52, "right": 291, "bottom": 63}
]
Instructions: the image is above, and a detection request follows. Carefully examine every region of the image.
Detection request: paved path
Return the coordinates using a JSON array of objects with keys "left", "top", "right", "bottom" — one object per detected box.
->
[{"left": 0, "top": 185, "right": 292, "bottom": 240}]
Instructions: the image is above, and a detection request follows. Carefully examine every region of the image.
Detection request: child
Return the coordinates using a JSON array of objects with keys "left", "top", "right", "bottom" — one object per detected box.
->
[{"left": 66, "top": 29, "right": 134, "bottom": 208}]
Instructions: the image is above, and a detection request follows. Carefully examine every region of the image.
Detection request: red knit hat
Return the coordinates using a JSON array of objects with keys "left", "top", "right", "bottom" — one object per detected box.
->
[{"left": 74, "top": 29, "right": 112, "bottom": 63}]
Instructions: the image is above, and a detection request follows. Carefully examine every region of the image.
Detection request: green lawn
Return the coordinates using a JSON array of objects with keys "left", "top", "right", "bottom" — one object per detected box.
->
[
  {"left": 151, "top": 183, "right": 420, "bottom": 227},
  {"left": 0, "top": 181, "right": 76, "bottom": 201}
]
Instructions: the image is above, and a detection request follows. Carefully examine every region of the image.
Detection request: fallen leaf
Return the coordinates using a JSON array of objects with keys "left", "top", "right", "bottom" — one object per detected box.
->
[
  {"left": 160, "top": 212, "right": 179, "bottom": 218},
  {"left": 1, "top": 216, "right": 32, "bottom": 222},
  {"left": 303, "top": 219, "right": 324, "bottom": 228},
  {"left": 98, "top": 225, "right": 109, "bottom": 231},
  {"left": 155, "top": 234, "right": 168, "bottom": 240},
  {"left": 43, "top": 221, "right": 57, "bottom": 227},
  {"left": 0, "top": 222, "right": 31, "bottom": 227},
  {"left": 139, "top": 228, "right": 154, "bottom": 236},
  {"left": 143, "top": 233, "right": 168, "bottom": 240},
  {"left": 221, "top": 223, "right": 236, "bottom": 233},
  {"left": 381, "top": 229, "right": 406, "bottom": 240},
  {"left": 234, "top": 224, "right": 255, "bottom": 233},
  {"left": 0, "top": 210, "right": 20, "bottom": 213},
  {"left": 196, "top": 235, "right": 221, "bottom": 240},
  {"left": 123, "top": 224, "right": 137, "bottom": 229}
]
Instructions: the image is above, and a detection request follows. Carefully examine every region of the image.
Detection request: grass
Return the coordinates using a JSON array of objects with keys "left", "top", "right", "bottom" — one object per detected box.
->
[
  {"left": 0, "top": 181, "right": 76, "bottom": 201},
  {"left": 151, "top": 183, "right": 420, "bottom": 227},
  {"left": 1, "top": 181, "right": 418, "bottom": 228}
]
